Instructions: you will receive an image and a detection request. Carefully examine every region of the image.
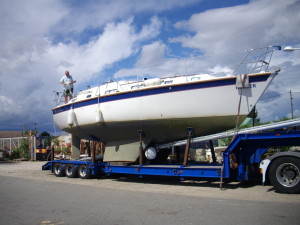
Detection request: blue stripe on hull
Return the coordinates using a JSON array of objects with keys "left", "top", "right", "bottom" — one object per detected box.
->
[{"left": 53, "top": 74, "right": 270, "bottom": 115}]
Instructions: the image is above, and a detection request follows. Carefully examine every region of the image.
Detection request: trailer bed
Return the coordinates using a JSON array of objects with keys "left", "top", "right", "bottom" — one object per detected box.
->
[{"left": 43, "top": 129, "right": 300, "bottom": 193}]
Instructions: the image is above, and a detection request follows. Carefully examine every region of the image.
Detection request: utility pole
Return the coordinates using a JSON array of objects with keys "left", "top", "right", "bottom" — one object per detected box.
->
[{"left": 34, "top": 123, "right": 37, "bottom": 136}]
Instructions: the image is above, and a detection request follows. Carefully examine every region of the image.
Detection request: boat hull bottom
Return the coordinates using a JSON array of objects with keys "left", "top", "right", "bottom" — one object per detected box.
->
[{"left": 63, "top": 115, "right": 246, "bottom": 145}]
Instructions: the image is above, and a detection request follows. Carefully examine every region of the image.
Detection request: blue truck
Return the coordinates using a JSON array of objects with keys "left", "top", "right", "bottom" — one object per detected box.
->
[{"left": 43, "top": 118, "right": 300, "bottom": 194}]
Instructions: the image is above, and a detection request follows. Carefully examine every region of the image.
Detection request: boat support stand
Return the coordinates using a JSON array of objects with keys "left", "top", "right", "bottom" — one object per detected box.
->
[
  {"left": 183, "top": 127, "right": 194, "bottom": 166},
  {"left": 138, "top": 130, "right": 145, "bottom": 166},
  {"left": 209, "top": 140, "right": 217, "bottom": 163}
]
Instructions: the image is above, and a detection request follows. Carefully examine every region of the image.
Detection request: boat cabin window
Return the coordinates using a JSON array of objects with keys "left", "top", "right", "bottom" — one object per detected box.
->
[
  {"left": 131, "top": 84, "right": 145, "bottom": 90},
  {"left": 191, "top": 77, "right": 201, "bottom": 81},
  {"left": 104, "top": 89, "right": 118, "bottom": 94},
  {"left": 86, "top": 94, "right": 92, "bottom": 98},
  {"left": 164, "top": 80, "right": 173, "bottom": 84}
]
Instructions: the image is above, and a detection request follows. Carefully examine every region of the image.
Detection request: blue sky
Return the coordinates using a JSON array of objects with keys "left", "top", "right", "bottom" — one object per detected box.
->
[{"left": 0, "top": 0, "right": 299, "bottom": 135}]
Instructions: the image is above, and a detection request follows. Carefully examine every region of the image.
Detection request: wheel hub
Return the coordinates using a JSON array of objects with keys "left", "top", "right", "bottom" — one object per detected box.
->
[
  {"left": 277, "top": 163, "right": 300, "bottom": 187},
  {"left": 284, "top": 169, "right": 296, "bottom": 180}
]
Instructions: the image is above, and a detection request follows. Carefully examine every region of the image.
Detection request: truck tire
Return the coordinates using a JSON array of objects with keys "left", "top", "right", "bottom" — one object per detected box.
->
[
  {"left": 78, "top": 164, "right": 92, "bottom": 179},
  {"left": 53, "top": 163, "right": 65, "bottom": 177},
  {"left": 269, "top": 157, "right": 300, "bottom": 194},
  {"left": 65, "top": 164, "right": 78, "bottom": 178}
]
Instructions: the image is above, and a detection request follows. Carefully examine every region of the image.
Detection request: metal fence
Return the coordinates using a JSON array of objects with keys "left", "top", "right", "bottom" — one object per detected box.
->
[{"left": 0, "top": 136, "right": 36, "bottom": 160}]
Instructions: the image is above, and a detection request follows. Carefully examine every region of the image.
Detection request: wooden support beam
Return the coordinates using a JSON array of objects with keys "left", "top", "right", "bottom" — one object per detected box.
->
[
  {"left": 138, "top": 130, "right": 144, "bottom": 166},
  {"left": 51, "top": 146, "right": 54, "bottom": 161},
  {"left": 183, "top": 127, "right": 193, "bottom": 166},
  {"left": 209, "top": 140, "right": 217, "bottom": 163},
  {"left": 92, "top": 142, "right": 95, "bottom": 164}
]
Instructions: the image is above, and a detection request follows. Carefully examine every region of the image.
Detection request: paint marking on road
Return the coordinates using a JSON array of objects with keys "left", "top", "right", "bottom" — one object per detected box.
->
[{"left": 40, "top": 221, "right": 64, "bottom": 225}]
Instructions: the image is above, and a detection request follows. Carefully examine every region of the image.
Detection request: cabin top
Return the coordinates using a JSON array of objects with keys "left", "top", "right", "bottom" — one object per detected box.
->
[{"left": 72, "top": 73, "right": 217, "bottom": 103}]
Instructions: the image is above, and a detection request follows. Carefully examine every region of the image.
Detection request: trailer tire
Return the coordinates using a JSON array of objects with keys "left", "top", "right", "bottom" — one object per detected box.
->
[
  {"left": 78, "top": 165, "right": 92, "bottom": 179},
  {"left": 269, "top": 157, "right": 300, "bottom": 194},
  {"left": 65, "top": 164, "right": 78, "bottom": 178},
  {"left": 53, "top": 163, "right": 65, "bottom": 177}
]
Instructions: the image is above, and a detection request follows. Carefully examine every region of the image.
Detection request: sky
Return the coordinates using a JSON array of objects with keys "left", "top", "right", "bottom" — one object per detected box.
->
[{"left": 0, "top": 0, "right": 300, "bottom": 135}]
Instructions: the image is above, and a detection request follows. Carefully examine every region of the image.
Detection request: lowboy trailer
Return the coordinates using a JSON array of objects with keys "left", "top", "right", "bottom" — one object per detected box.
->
[{"left": 43, "top": 119, "right": 300, "bottom": 194}]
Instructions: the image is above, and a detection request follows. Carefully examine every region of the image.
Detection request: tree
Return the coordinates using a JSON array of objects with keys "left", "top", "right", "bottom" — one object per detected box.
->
[{"left": 23, "top": 125, "right": 29, "bottom": 135}]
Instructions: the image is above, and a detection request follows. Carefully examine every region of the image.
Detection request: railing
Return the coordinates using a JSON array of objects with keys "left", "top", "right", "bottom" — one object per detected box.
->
[{"left": 232, "top": 46, "right": 282, "bottom": 76}]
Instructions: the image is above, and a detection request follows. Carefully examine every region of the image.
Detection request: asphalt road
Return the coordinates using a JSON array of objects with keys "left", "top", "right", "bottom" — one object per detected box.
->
[{"left": 0, "top": 162, "right": 300, "bottom": 225}]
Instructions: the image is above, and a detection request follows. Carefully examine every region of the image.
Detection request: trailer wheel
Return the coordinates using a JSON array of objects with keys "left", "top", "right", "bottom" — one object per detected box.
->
[
  {"left": 65, "top": 164, "right": 78, "bottom": 178},
  {"left": 269, "top": 157, "right": 300, "bottom": 194},
  {"left": 78, "top": 165, "right": 92, "bottom": 179},
  {"left": 53, "top": 163, "right": 65, "bottom": 177}
]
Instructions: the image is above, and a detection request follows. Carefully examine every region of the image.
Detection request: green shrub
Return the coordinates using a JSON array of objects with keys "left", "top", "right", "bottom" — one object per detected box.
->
[
  {"left": 62, "top": 147, "right": 71, "bottom": 154},
  {"left": 13, "top": 138, "right": 29, "bottom": 159}
]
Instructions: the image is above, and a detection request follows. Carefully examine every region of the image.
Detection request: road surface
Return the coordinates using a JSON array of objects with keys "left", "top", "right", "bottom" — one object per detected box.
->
[{"left": 0, "top": 161, "right": 299, "bottom": 225}]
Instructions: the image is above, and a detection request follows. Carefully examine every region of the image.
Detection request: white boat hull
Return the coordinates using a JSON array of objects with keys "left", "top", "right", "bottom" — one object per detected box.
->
[{"left": 53, "top": 72, "right": 277, "bottom": 145}]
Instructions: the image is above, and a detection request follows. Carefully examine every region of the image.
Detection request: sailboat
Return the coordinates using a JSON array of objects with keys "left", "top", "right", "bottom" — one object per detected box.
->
[{"left": 52, "top": 46, "right": 281, "bottom": 161}]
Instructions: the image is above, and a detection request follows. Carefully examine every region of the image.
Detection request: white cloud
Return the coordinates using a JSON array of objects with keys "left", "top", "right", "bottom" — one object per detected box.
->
[
  {"left": 114, "top": 41, "right": 211, "bottom": 78},
  {"left": 114, "top": 0, "right": 300, "bottom": 79},
  {"left": 0, "top": 0, "right": 68, "bottom": 130},
  {"left": 136, "top": 41, "right": 167, "bottom": 67},
  {"left": 45, "top": 16, "right": 163, "bottom": 81},
  {"left": 49, "top": 0, "right": 200, "bottom": 37},
  {"left": 0, "top": 0, "right": 67, "bottom": 68},
  {"left": 208, "top": 65, "right": 233, "bottom": 76},
  {"left": 172, "top": 0, "right": 300, "bottom": 64},
  {"left": 0, "top": 96, "right": 22, "bottom": 118}
]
